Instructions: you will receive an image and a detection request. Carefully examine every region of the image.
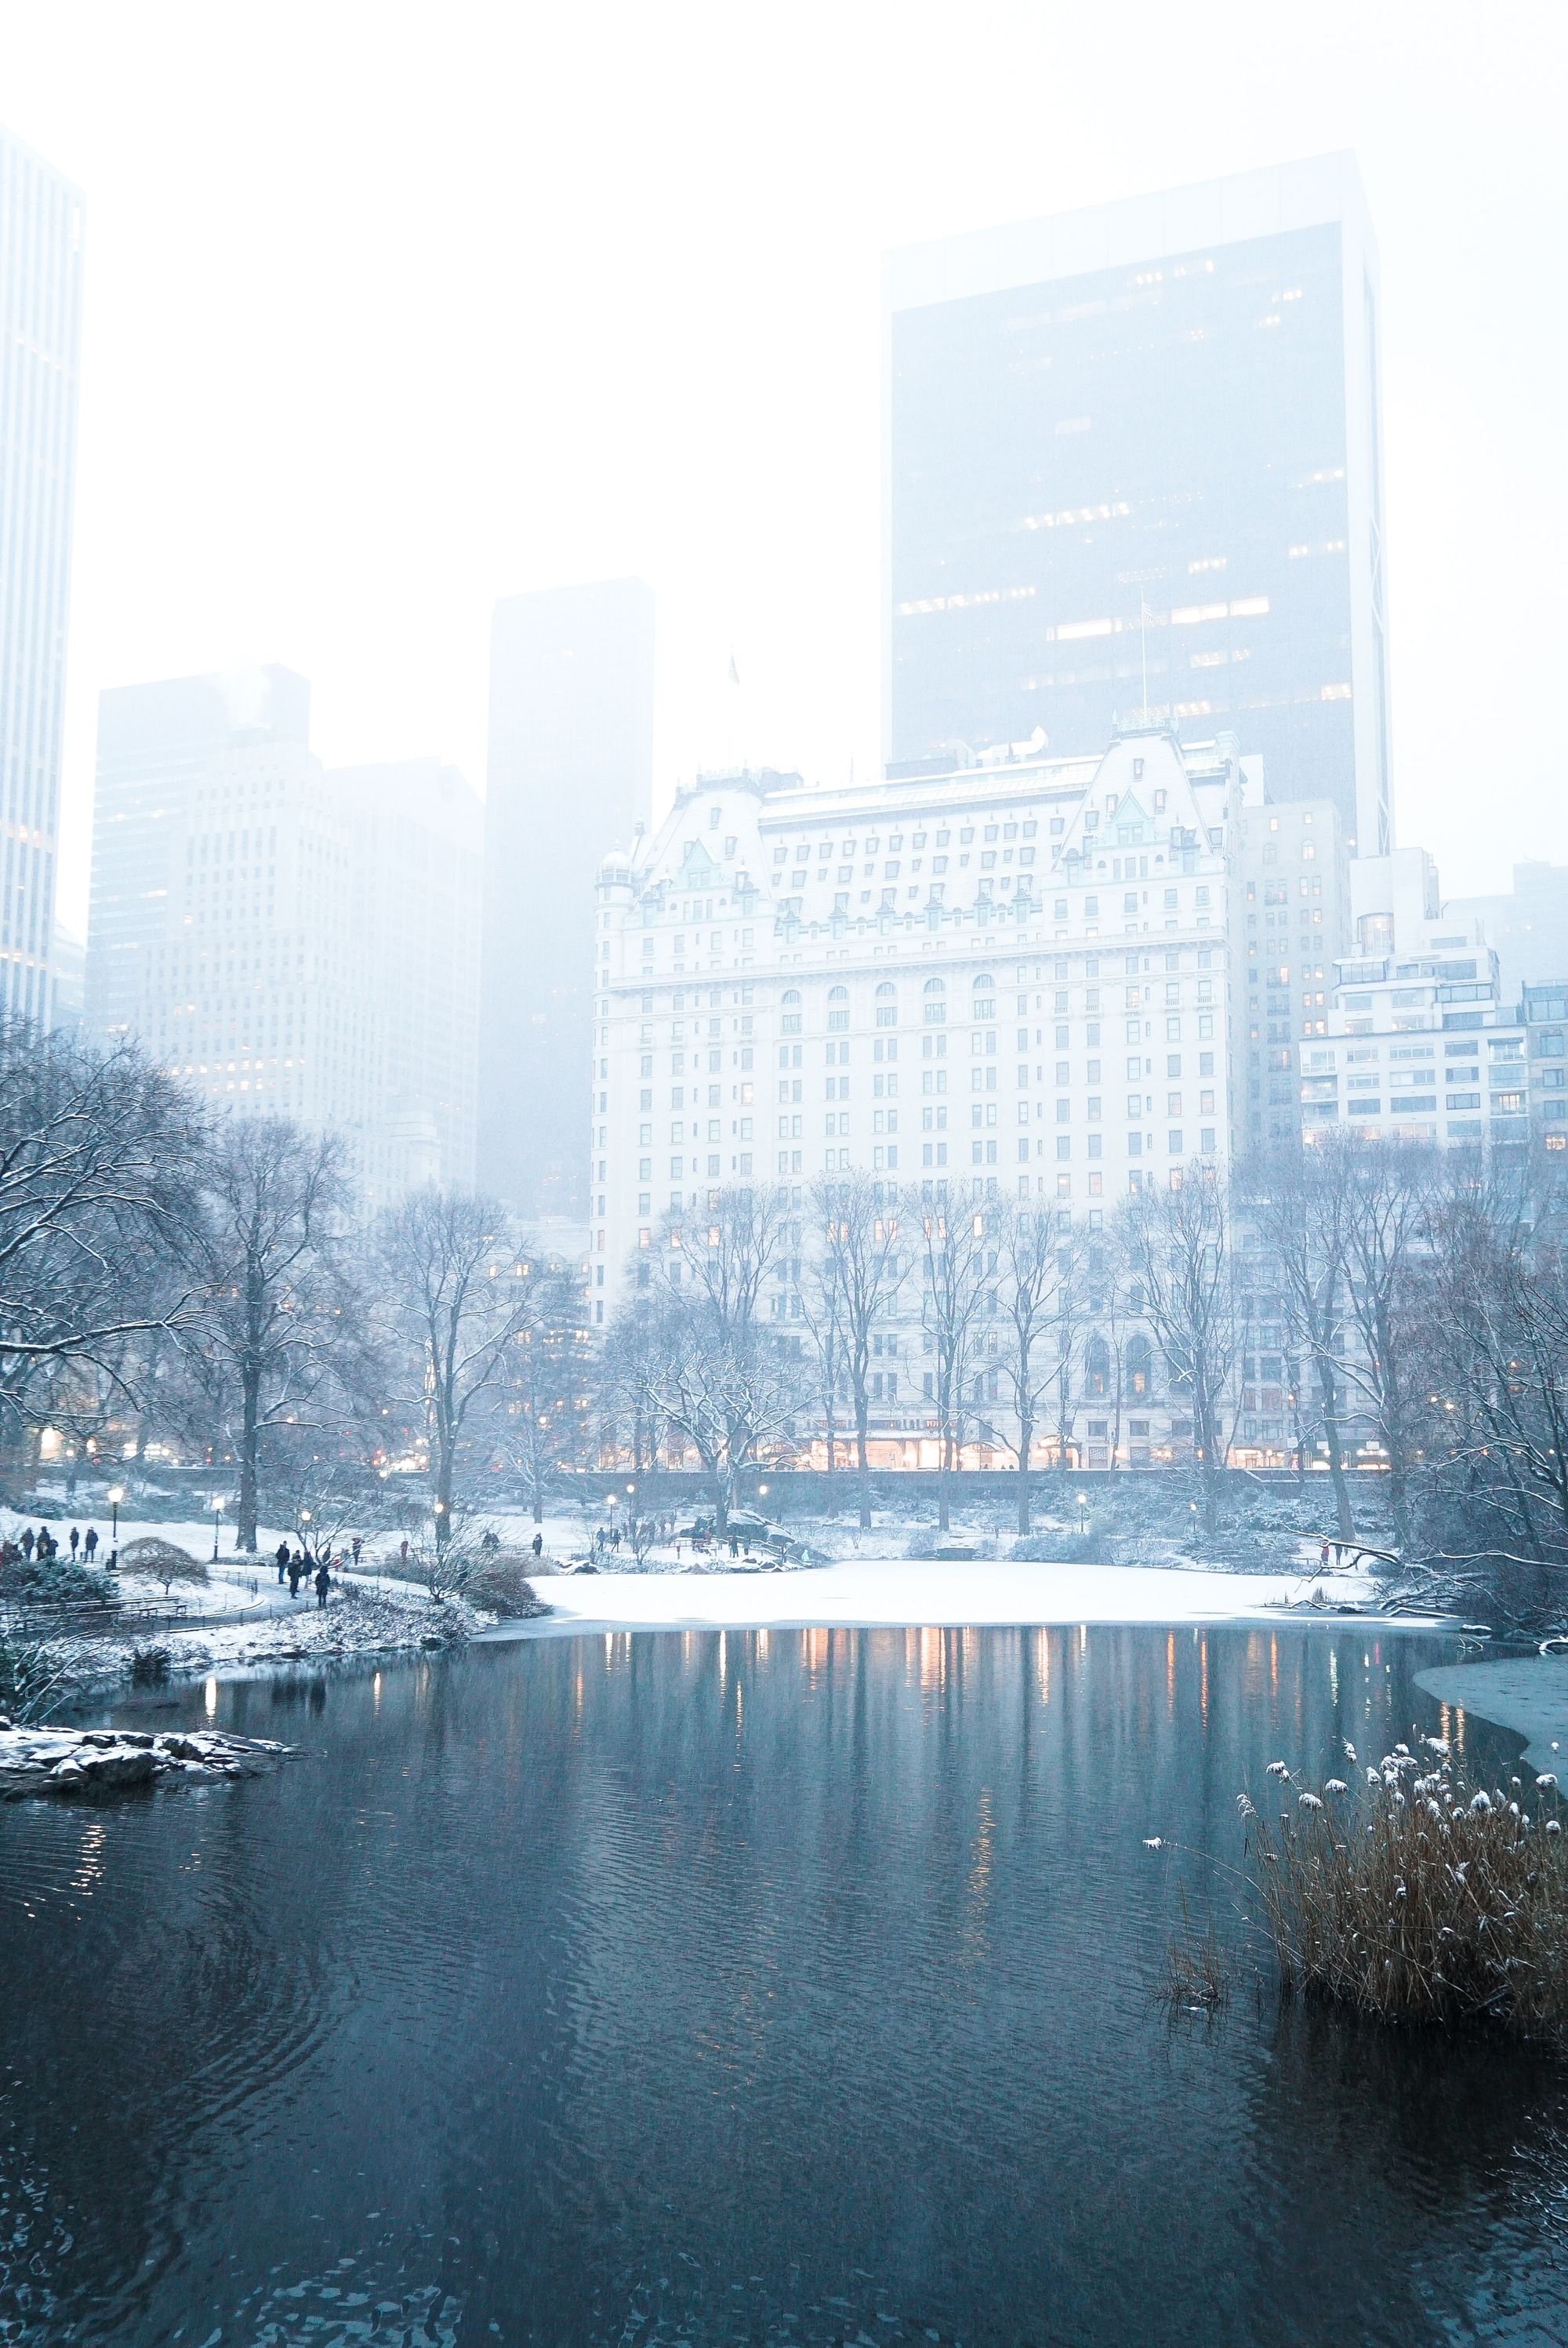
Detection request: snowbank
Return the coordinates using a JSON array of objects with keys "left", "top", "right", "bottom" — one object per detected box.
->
[
  {"left": 1417, "top": 1657, "right": 1568, "bottom": 1776},
  {"left": 485, "top": 1556, "right": 1428, "bottom": 1641}
]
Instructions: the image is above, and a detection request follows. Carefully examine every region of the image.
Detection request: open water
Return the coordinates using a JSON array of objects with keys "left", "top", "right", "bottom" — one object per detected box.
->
[{"left": 2, "top": 1622, "right": 1566, "bottom": 2346}]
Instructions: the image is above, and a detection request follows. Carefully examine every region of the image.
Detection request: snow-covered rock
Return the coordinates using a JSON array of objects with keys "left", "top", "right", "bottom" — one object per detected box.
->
[{"left": 0, "top": 1723, "right": 289, "bottom": 1800}]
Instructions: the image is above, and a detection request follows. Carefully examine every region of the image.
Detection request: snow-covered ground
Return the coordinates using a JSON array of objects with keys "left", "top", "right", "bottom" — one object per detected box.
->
[{"left": 485, "top": 1555, "right": 1424, "bottom": 1641}]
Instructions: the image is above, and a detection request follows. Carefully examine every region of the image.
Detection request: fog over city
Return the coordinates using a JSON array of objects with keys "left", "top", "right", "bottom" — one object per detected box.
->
[
  {"left": 9, "top": 13, "right": 1568, "bottom": 2341},
  {"left": 3, "top": 0, "right": 1566, "bottom": 922}
]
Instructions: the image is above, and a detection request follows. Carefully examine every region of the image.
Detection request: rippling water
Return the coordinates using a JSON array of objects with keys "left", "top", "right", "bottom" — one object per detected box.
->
[{"left": 2, "top": 1623, "right": 1566, "bottom": 2346}]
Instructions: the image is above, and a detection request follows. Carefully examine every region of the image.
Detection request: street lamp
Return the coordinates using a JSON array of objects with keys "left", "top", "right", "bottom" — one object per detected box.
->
[
  {"left": 108, "top": 1485, "right": 124, "bottom": 1568},
  {"left": 210, "top": 1493, "right": 225, "bottom": 1561}
]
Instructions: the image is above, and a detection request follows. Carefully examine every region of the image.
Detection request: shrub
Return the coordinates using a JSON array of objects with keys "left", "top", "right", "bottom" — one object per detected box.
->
[
  {"left": 1243, "top": 1739, "right": 1568, "bottom": 2037},
  {"left": 119, "top": 1538, "right": 210, "bottom": 1599},
  {"left": 461, "top": 1554, "right": 546, "bottom": 1618}
]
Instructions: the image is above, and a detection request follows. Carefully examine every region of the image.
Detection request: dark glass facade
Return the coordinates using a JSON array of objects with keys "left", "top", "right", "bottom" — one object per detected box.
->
[{"left": 890, "top": 224, "right": 1369, "bottom": 841}]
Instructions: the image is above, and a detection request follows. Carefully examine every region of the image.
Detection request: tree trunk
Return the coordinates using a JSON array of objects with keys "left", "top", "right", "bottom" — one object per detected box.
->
[
  {"left": 855, "top": 1387, "right": 872, "bottom": 1531},
  {"left": 1315, "top": 1350, "right": 1356, "bottom": 1542},
  {"left": 822, "top": 1395, "right": 838, "bottom": 1517},
  {"left": 238, "top": 1348, "right": 260, "bottom": 1552},
  {"left": 1017, "top": 1408, "right": 1033, "bottom": 1535}
]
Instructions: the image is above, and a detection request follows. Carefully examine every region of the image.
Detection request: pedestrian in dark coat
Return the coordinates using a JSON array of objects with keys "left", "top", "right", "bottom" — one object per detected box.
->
[
  {"left": 275, "top": 1540, "right": 291, "bottom": 1583},
  {"left": 84, "top": 1527, "right": 98, "bottom": 1560},
  {"left": 314, "top": 1561, "right": 330, "bottom": 1609}
]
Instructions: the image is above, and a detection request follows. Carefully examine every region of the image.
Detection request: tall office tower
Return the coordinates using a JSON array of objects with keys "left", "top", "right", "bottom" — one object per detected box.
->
[
  {"left": 86, "top": 666, "right": 311, "bottom": 1042},
  {"left": 480, "top": 578, "right": 655, "bottom": 1217},
  {"left": 0, "top": 128, "right": 84, "bottom": 1024},
  {"left": 85, "top": 671, "right": 482, "bottom": 1207},
  {"left": 332, "top": 758, "right": 483, "bottom": 1194},
  {"left": 884, "top": 154, "right": 1391, "bottom": 855}
]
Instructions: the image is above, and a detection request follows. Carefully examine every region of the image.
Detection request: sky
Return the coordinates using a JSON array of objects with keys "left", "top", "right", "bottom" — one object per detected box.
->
[{"left": 3, "top": 0, "right": 1565, "bottom": 933}]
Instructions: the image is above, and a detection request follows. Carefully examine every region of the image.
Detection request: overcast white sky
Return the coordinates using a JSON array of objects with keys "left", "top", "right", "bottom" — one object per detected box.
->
[{"left": 4, "top": 0, "right": 1565, "bottom": 932}]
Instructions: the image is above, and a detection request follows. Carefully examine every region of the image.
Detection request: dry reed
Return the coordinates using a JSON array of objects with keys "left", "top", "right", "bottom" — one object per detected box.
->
[{"left": 1245, "top": 1738, "right": 1568, "bottom": 2038}]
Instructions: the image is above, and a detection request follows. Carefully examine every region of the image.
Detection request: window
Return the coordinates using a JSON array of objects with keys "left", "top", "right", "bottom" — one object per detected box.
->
[
  {"left": 827, "top": 984, "right": 849, "bottom": 1032},
  {"left": 924, "top": 978, "right": 946, "bottom": 1023},
  {"left": 876, "top": 981, "right": 898, "bottom": 1028},
  {"left": 781, "top": 988, "right": 802, "bottom": 1034}
]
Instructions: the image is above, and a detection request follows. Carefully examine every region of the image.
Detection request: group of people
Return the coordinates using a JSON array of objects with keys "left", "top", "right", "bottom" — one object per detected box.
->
[
  {"left": 5, "top": 1522, "right": 103, "bottom": 1567},
  {"left": 274, "top": 1540, "right": 335, "bottom": 1608}
]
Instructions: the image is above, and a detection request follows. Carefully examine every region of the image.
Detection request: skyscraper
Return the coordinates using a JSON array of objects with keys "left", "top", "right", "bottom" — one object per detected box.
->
[
  {"left": 884, "top": 154, "right": 1390, "bottom": 854},
  {"left": 0, "top": 127, "right": 84, "bottom": 1025},
  {"left": 85, "top": 671, "right": 481, "bottom": 1206},
  {"left": 479, "top": 579, "right": 655, "bottom": 1217}
]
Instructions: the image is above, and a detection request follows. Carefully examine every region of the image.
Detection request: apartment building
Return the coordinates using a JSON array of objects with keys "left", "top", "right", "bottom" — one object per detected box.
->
[
  {"left": 1226, "top": 797, "right": 1350, "bottom": 1150},
  {"left": 1299, "top": 849, "right": 1529, "bottom": 1148}
]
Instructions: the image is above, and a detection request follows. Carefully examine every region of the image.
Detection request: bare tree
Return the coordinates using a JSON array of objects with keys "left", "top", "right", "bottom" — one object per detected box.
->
[
  {"left": 0, "top": 1023, "right": 203, "bottom": 1447},
  {"left": 495, "top": 1252, "right": 590, "bottom": 1521},
  {"left": 186, "top": 1119, "right": 365, "bottom": 1550},
  {"left": 1334, "top": 1138, "right": 1440, "bottom": 1555},
  {"left": 637, "top": 1184, "right": 804, "bottom": 1533},
  {"left": 992, "top": 1200, "right": 1079, "bottom": 1532},
  {"left": 1242, "top": 1142, "right": 1359, "bottom": 1543},
  {"left": 797, "top": 1234, "right": 848, "bottom": 1516},
  {"left": 906, "top": 1187, "right": 991, "bottom": 1532},
  {"left": 1420, "top": 1146, "right": 1568, "bottom": 1600},
  {"left": 378, "top": 1187, "right": 543, "bottom": 1551},
  {"left": 1118, "top": 1166, "right": 1240, "bottom": 1543},
  {"left": 808, "top": 1172, "right": 906, "bottom": 1528}
]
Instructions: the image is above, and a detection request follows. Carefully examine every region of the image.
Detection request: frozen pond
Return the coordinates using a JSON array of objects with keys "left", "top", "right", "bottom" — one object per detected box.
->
[{"left": 2, "top": 1624, "right": 1566, "bottom": 2345}]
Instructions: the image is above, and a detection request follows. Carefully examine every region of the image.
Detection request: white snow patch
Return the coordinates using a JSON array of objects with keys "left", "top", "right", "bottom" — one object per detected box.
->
[{"left": 485, "top": 1557, "right": 1428, "bottom": 1641}]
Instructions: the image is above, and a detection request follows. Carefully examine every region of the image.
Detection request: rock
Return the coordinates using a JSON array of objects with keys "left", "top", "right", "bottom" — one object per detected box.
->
[{"left": 78, "top": 1748, "right": 155, "bottom": 1789}]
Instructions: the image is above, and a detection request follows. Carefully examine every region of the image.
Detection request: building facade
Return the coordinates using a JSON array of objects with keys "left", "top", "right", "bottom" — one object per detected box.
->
[
  {"left": 0, "top": 128, "right": 84, "bottom": 1026},
  {"left": 1299, "top": 850, "right": 1529, "bottom": 1148},
  {"left": 590, "top": 729, "right": 1248, "bottom": 1359},
  {"left": 884, "top": 154, "right": 1391, "bottom": 855},
  {"left": 1226, "top": 793, "right": 1351, "bottom": 1150},
  {"left": 1519, "top": 983, "right": 1566, "bottom": 1147},
  {"left": 1446, "top": 860, "right": 1568, "bottom": 1002},
  {"left": 480, "top": 578, "right": 655, "bottom": 1217},
  {"left": 85, "top": 670, "right": 481, "bottom": 1206}
]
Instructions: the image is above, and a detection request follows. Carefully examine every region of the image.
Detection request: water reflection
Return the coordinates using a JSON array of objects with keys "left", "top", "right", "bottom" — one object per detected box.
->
[{"left": 0, "top": 1626, "right": 1564, "bottom": 2346}]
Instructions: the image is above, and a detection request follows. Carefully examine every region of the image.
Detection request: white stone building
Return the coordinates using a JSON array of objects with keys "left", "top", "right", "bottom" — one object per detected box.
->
[
  {"left": 589, "top": 727, "right": 1250, "bottom": 1331},
  {"left": 1300, "top": 848, "right": 1531, "bottom": 1150}
]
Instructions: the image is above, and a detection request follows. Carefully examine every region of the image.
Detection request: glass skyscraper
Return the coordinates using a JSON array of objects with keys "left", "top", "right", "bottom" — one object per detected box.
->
[
  {"left": 479, "top": 578, "right": 655, "bottom": 1218},
  {"left": 884, "top": 155, "right": 1390, "bottom": 852},
  {"left": 0, "top": 127, "right": 83, "bottom": 1023}
]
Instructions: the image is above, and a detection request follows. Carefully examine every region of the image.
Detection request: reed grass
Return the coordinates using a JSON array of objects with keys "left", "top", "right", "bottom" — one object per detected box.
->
[{"left": 1245, "top": 1739, "right": 1568, "bottom": 2038}]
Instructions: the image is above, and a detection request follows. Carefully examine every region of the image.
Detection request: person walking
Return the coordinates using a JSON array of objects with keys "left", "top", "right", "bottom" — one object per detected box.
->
[
  {"left": 20, "top": 1528, "right": 34, "bottom": 1561},
  {"left": 532, "top": 1530, "right": 543, "bottom": 1558},
  {"left": 314, "top": 1560, "right": 331, "bottom": 1609},
  {"left": 288, "top": 1555, "right": 303, "bottom": 1601},
  {"left": 275, "top": 1539, "right": 291, "bottom": 1584},
  {"left": 350, "top": 1534, "right": 363, "bottom": 1567},
  {"left": 68, "top": 1526, "right": 80, "bottom": 1558},
  {"left": 83, "top": 1527, "right": 98, "bottom": 1561}
]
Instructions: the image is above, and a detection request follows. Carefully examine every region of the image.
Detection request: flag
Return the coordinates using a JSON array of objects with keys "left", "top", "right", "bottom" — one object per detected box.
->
[{"left": 728, "top": 652, "right": 740, "bottom": 687}]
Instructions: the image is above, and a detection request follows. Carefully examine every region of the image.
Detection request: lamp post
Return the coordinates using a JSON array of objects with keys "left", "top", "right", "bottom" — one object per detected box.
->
[
  {"left": 108, "top": 1484, "right": 124, "bottom": 1569},
  {"left": 210, "top": 1493, "right": 225, "bottom": 1561}
]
